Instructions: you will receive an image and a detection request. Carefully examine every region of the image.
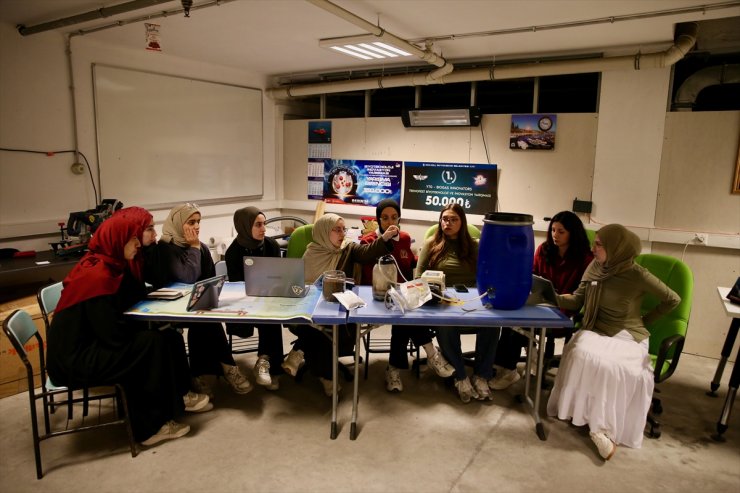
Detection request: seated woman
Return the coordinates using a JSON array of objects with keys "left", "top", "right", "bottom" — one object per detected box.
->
[
  {"left": 224, "top": 206, "right": 285, "bottom": 390},
  {"left": 416, "top": 204, "right": 498, "bottom": 403},
  {"left": 47, "top": 207, "right": 210, "bottom": 447},
  {"left": 547, "top": 224, "right": 680, "bottom": 461},
  {"left": 283, "top": 213, "right": 398, "bottom": 396},
  {"left": 359, "top": 199, "right": 453, "bottom": 393},
  {"left": 491, "top": 210, "right": 593, "bottom": 389},
  {"left": 154, "top": 203, "right": 252, "bottom": 399}
]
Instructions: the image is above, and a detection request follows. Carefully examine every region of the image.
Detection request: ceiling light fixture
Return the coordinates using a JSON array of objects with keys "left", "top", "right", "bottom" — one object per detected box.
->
[
  {"left": 402, "top": 107, "right": 482, "bottom": 128},
  {"left": 319, "top": 34, "right": 413, "bottom": 61}
]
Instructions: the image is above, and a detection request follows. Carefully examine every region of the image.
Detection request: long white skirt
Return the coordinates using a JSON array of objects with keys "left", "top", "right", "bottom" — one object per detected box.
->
[{"left": 546, "top": 329, "right": 654, "bottom": 448}]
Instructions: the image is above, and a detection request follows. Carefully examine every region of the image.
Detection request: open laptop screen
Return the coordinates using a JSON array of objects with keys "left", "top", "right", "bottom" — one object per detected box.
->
[
  {"left": 243, "top": 257, "right": 308, "bottom": 298},
  {"left": 186, "top": 275, "right": 227, "bottom": 311}
]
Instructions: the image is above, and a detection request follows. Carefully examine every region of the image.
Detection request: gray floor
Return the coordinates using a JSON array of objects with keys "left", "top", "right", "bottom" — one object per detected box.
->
[{"left": 1, "top": 326, "right": 738, "bottom": 493}]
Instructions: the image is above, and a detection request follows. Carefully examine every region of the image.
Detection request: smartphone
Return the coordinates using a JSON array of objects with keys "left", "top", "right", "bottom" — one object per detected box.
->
[{"left": 454, "top": 284, "right": 469, "bottom": 293}]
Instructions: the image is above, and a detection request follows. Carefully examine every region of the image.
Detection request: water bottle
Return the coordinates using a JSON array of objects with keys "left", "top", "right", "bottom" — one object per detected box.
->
[{"left": 372, "top": 255, "right": 397, "bottom": 301}]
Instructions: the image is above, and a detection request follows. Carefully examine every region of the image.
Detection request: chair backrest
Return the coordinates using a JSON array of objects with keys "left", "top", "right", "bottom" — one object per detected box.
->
[
  {"left": 634, "top": 253, "right": 693, "bottom": 362},
  {"left": 424, "top": 224, "right": 481, "bottom": 240},
  {"left": 2, "top": 309, "right": 41, "bottom": 366},
  {"left": 287, "top": 224, "right": 314, "bottom": 258},
  {"left": 215, "top": 260, "right": 228, "bottom": 280},
  {"left": 585, "top": 228, "right": 596, "bottom": 247},
  {"left": 37, "top": 281, "right": 63, "bottom": 330}
]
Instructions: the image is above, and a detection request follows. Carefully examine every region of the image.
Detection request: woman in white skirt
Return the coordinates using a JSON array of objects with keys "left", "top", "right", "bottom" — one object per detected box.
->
[{"left": 547, "top": 224, "right": 680, "bottom": 461}]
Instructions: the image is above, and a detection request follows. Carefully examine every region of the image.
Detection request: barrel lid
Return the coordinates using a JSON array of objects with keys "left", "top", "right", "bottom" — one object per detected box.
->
[{"left": 483, "top": 212, "right": 533, "bottom": 225}]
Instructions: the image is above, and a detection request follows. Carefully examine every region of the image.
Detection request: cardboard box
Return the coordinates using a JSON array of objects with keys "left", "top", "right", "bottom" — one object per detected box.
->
[{"left": 0, "top": 294, "right": 45, "bottom": 399}]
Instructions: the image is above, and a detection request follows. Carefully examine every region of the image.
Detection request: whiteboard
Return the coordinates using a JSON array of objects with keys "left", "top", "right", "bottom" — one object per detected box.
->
[{"left": 93, "top": 65, "right": 263, "bottom": 208}]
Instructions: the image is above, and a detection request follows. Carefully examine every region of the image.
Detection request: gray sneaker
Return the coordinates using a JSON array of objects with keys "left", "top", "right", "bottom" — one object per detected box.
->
[
  {"left": 454, "top": 377, "right": 479, "bottom": 404},
  {"left": 471, "top": 375, "right": 492, "bottom": 401},
  {"left": 489, "top": 368, "right": 521, "bottom": 390},
  {"left": 427, "top": 348, "right": 455, "bottom": 378},
  {"left": 141, "top": 420, "right": 190, "bottom": 446},
  {"left": 281, "top": 349, "right": 305, "bottom": 377},
  {"left": 221, "top": 364, "right": 253, "bottom": 394},
  {"left": 254, "top": 356, "right": 272, "bottom": 386},
  {"left": 183, "top": 391, "right": 210, "bottom": 412},
  {"left": 385, "top": 366, "right": 403, "bottom": 393}
]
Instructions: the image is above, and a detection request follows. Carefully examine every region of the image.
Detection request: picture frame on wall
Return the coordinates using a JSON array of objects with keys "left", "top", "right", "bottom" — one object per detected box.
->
[{"left": 733, "top": 137, "right": 740, "bottom": 194}]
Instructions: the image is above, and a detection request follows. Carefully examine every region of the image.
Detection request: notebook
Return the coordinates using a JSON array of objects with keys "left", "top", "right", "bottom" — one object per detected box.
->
[
  {"left": 528, "top": 274, "right": 559, "bottom": 306},
  {"left": 186, "top": 275, "right": 227, "bottom": 311},
  {"left": 243, "top": 257, "right": 309, "bottom": 298}
]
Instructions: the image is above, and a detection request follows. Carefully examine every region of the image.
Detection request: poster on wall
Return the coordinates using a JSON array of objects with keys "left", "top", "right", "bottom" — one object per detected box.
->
[
  {"left": 308, "top": 121, "right": 332, "bottom": 158},
  {"left": 509, "top": 114, "right": 556, "bottom": 150},
  {"left": 403, "top": 161, "right": 497, "bottom": 216},
  {"left": 323, "top": 159, "right": 402, "bottom": 206}
]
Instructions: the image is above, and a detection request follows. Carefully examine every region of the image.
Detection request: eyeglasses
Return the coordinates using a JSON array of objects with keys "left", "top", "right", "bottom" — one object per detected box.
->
[
  {"left": 331, "top": 227, "right": 348, "bottom": 234},
  {"left": 440, "top": 216, "right": 460, "bottom": 224},
  {"left": 593, "top": 240, "right": 604, "bottom": 248}
]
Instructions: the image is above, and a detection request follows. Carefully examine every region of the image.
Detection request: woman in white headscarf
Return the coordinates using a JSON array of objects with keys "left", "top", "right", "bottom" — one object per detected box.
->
[
  {"left": 154, "top": 203, "right": 253, "bottom": 400},
  {"left": 547, "top": 224, "right": 680, "bottom": 461},
  {"left": 282, "top": 213, "right": 398, "bottom": 397},
  {"left": 224, "top": 206, "right": 285, "bottom": 390}
]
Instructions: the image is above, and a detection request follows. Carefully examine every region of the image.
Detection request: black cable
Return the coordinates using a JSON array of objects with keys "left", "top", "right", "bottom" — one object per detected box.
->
[
  {"left": 479, "top": 122, "right": 491, "bottom": 164},
  {"left": 0, "top": 147, "right": 99, "bottom": 203}
]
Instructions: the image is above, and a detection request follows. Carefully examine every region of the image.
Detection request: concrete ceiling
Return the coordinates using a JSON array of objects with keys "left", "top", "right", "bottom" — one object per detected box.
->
[{"left": 2, "top": 0, "right": 740, "bottom": 83}]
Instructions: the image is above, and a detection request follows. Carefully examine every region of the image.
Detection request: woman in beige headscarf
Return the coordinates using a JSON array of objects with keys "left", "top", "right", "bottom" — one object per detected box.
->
[
  {"left": 282, "top": 213, "right": 398, "bottom": 397},
  {"left": 547, "top": 224, "right": 680, "bottom": 461}
]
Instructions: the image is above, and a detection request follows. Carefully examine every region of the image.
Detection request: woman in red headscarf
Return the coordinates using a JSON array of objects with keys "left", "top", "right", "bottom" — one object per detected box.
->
[{"left": 47, "top": 207, "right": 210, "bottom": 447}]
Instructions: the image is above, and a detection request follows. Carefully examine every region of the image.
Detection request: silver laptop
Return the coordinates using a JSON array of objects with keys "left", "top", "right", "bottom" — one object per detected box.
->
[
  {"left": 186, "top": 275, "right": 226, "bottom": 311},
  {"left": 242, "top": 257, "right": 309, "bottom": 298}
]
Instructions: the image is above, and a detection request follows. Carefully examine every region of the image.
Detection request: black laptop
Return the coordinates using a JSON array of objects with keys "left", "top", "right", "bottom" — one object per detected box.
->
[{"left": 186, "top": 275, "right": 226, "bottom": 311}]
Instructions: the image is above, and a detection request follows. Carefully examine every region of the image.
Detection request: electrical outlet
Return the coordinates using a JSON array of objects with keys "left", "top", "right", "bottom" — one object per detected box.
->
[{"left": 694, "top": 233, "right": 708, "bottom": 245}]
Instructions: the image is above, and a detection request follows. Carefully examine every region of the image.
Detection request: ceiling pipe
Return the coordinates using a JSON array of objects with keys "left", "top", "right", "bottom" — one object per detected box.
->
[
  {"left": 17, "top": 0, "right": 173, "bottom": 36},
  {"left": 306, "top": 0, "right": 452, "bottom": 78},
  {"left": 268, "top": 22, "right": 698, "bottom": 99},
  {"left": 673, "top": 64, "right": 740, "bottom": 110}
]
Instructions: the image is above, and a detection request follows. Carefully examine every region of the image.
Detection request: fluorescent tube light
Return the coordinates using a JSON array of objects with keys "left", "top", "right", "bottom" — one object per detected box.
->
[
  {"left": 320, "top": 34, "right": 413, "bottom": 60},
  {"left": 402, "top": 107, "right": 482, "bottom": 127}
]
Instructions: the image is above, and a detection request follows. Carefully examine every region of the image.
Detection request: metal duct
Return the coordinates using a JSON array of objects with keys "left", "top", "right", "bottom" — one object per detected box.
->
[
  {"left": 17, "top": 0, "right": 174, "bottom": 36},
  {"left": 673, "top": 64, "right": 740, "bottom": 110},
  {"left": 268, "top": 22, "right": 698, "bottom": 99}
]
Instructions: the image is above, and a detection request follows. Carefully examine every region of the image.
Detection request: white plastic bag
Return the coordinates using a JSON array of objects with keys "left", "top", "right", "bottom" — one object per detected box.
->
[{"left": 386, "top": 280, "right": 432, "bottom": 313}]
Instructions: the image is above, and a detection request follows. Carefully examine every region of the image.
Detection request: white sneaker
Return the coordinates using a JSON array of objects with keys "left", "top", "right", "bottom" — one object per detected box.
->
[
  {"left": 385, "top": 366, "right": 403, "bottom": 393},
  {"left": 183, "top": 391, "right": 210, "bottom": 412},
  {"left": 265, "top": 375, "right": 280, "bottom": 391},
  {"left": 141, "top": 420, "right": 190, "bottom": 446},
  {"left": 590, "top": 431, "right": 616, "bottom": 460},
  {"left": 192, "top": 375, "right": 216, "bottom": 400},
  {"left": 489, "top": 367, "right": 521, "bottom": 390},
  {"left": 471, "top": 375, "right": 493, "bottom": 401},
  {"left": 427, "top": 347, "right": 455, "bottom": 378},
  {"left": 221, "top": 364, "right": 253, "bottom": 394},
  {"left": 281, "top": 349, "right": 305, "bottom": 377},
  {"left": 254, "top": 356, "right": 272, "bottom": 386},
  {"left": 319, "top": 377, "right": 341, "bottom": 397},
  {"left": 454, "top": 377, "right": 479, "bottom": 404}
]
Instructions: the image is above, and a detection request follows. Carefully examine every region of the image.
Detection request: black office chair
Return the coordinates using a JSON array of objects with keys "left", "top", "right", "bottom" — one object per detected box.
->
[{"left": 3, "top": 309, "right": 137, "bottom": 479}]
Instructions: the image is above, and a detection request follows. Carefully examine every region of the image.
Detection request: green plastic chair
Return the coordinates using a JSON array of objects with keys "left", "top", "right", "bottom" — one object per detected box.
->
[
  {"left": 286, "top": 224, "right": 314, "bottom": 258},
  {"left": 585, "top": 228, "right": 596, "bottom": 247},
  {"left": 634, "top": 253, "right": 693, "bottom": 438}
]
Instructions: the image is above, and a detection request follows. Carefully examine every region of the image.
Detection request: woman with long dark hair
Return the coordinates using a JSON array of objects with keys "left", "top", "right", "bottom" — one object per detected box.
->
[
  {"left": 491, "top": 211, "right": 593, "bottom": 389},
  {"left": 416, "top": 203, "right": 497, "bottom": 403}
]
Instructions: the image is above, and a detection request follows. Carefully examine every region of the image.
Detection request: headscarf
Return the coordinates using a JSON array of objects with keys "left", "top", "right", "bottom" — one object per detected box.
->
[
  {"left": 580, "top": 224, "right": 642, "bottom": 331},
  {"left": 375, "top": 198, "right": 401, "bottom": 234},
  {"left": 113, "top": 206, "right": 153, "bottom": 281},
  {"left": 160, "top": 203, "right": 200, "bottom": 248},
  {"left": 55, "top": 212, "right": 147, "bottom": 313},
  {"left": 303, "top": 213, "right": 343, "bottom": 283},
  {"left": 234, "top": 206, "right": 264, "bottom": 249}
]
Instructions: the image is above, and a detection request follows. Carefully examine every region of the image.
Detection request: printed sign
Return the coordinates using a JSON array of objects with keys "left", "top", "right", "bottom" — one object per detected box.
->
[
  {"left": 403, "top": 161, "right": 497, "bottom": 215},
  {"left": 323, "top": 159, "right": 402, "bottom": 206}
]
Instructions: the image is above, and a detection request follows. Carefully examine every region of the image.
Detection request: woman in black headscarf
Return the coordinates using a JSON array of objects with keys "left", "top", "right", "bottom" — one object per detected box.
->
[{"left": 224, "top": 206, "right": 285, "bottom": 389}]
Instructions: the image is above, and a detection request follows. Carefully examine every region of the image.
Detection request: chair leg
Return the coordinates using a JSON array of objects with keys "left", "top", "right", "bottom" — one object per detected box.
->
[
  {"left": 646, "top": 412, "right": 662, "bottom": 438},
  {"left": 115, "top": 384, "right": 138, "bottom": 458}
]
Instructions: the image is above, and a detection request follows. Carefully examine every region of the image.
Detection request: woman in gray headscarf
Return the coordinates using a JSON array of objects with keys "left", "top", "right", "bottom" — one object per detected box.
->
[
  {"left": 156, "top": 203, "right": 253, "bottom": 400},
  {"left": 547, "top": 224, "right": 680, "bottom": 461},
  {"left": 224, "top": 206, "right": 285, "bottom": 389},
  {"left": 283, "top": 213, "right": 398, "bottom": 397}
]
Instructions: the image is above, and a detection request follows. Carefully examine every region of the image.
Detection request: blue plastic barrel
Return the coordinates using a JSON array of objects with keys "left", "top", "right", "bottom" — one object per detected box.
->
[{"left": 477, "top": 212, "right": 534, "bottom": 310}]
